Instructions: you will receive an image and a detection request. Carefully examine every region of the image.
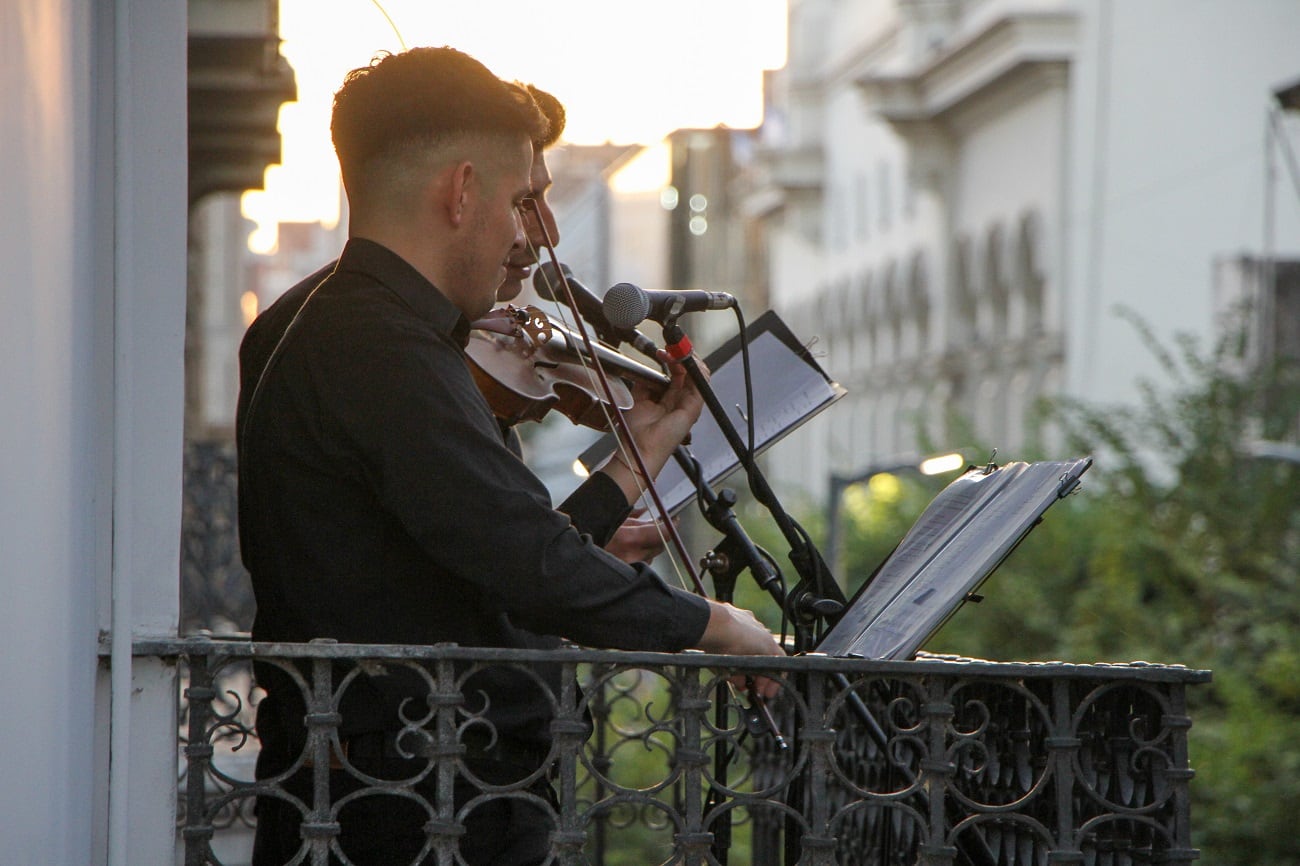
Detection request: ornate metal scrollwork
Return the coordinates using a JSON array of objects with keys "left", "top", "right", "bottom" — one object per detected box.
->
[{"left": 168, "top": 643, "right": 1205, "bottom": 865}]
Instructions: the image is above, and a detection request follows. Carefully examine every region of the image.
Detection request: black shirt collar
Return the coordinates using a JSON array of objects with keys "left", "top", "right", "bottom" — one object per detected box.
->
[{"left": 335, "top": 237, "right": 473, "bottom": 347}]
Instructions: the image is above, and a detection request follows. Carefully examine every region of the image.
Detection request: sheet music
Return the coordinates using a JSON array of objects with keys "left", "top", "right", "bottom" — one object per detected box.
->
[
  {"left": 816, "top": 457, "right": 1092, "bottom": 660},
  {"left": 581, "top": 311, "right": 845, "bottom": 515}
]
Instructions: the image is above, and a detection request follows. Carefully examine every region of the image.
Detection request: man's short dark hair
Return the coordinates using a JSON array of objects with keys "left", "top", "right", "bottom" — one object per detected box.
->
[
  {"left": 330, "top": 46, "right": 547, "bottom": 190},
  {"left": 526, "top": 84, "right": 566, "bottom": 150}
]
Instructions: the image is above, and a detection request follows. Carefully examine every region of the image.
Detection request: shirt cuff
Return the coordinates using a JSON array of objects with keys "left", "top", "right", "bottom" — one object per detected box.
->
[{"left": 557, "top": 471, "right": 633, "bottom": 546}]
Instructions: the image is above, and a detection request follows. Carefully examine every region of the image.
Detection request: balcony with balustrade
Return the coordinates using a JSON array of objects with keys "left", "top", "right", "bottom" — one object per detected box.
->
[{"left": 158, "top": 636, "right": 1208, "bottom": 866}]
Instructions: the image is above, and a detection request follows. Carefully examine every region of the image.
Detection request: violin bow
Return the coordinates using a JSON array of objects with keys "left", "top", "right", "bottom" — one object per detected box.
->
[
  {"left": 522, "top": 199, "right": 707, "bottom": 595},
  {"left": 526, "top": 209, "right": 792, "bottom": 752}
]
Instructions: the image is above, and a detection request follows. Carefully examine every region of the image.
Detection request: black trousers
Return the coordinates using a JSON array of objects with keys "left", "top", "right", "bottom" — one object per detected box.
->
[{"left": 251, "top": 738, "right": 556, "bottom": 866}]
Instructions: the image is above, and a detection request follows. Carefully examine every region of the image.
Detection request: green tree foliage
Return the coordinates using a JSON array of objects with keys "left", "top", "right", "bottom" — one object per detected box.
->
[{"left": 1042, "top": 312, "right": 1299, "bottom": 865}]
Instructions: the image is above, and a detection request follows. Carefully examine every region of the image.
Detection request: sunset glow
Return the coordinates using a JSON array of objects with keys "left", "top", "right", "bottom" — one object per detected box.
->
[{"left": 240, "top": 0, "right": 787, "bottom": 253}]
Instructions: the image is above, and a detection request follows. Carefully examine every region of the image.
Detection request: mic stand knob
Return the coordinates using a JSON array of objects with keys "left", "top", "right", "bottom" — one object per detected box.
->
[
  {"left": 784, "top": 586, "right": 845, "bottom": 639},
  {"left": 700, "top": 550, "right": 731, "bottom": 577},
  {"left": 804, "top": 598, "right": 845, "bottom": 617}
]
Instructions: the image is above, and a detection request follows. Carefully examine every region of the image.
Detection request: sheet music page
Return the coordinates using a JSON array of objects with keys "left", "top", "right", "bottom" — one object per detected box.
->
[
  {"left": 816, "top": 458, "right": 1092, "bottom": 659},
  {"left": 580, "top": 311, "right": 845, "bottom": 515},
  {"left": 648, "top": 329, "right": 843, "bottom": 514},
  {"left": 870, "top": 468, "right": 1017, "bottom": 576}
]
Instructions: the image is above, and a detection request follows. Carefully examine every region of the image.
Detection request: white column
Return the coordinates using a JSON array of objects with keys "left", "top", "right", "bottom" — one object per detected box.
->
[{"left": 104, "top": 1, "right": 188, "bottom": 865}]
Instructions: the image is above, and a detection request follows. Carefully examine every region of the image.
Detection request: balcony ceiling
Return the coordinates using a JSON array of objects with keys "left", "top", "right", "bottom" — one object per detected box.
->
[{"left": 188, "top": 33, "right": 296, "bottom": 205}]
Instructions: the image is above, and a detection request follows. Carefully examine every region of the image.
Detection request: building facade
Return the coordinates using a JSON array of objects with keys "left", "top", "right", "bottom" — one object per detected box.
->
[{"left": 693, "top": 0, "right": 1300, "bottom": 501}]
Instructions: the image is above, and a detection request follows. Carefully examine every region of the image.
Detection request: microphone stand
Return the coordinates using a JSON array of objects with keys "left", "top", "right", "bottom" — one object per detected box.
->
[
  {"left": 662, "top": 317, "right": 854, "bottom": 866},
  {"left": 659, "top": 319, "right": 845, "bottom": 652},
  {"left": 672, "top": 445, "right": 788, "bottom": 866},
  {"left": 587, "top": 302, "right": 798, "bottom": 863},
  {"left": 672, "top": 447, "right": 786, "bottom": 612}
]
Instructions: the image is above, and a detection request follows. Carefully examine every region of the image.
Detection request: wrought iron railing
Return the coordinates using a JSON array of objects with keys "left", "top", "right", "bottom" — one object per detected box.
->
[
  {"left": 180, "top": 438, "right": 252, "bottom": 635},
  {"left": 144, "top": 636, "right": 1209, "bottom": 866}
]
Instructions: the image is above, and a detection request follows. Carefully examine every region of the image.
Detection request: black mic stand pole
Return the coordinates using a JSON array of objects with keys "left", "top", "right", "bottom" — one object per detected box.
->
[
  {"left": 660, "top": 319, "right": 845, "bottom": 652},
  {"left": 662, "top": 318, "right": 844, "bottom": 866},
  {"left": 672, "top": 446, "right": 787, "bottom": 612},
  {"left": 672, "top": 445, "right": 789, "bottom": 866}
]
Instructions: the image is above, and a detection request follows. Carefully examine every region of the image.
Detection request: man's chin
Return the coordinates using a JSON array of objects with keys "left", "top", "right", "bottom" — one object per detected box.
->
[{"left": 496, "top": 275, "right": 526, "bottom": 303}]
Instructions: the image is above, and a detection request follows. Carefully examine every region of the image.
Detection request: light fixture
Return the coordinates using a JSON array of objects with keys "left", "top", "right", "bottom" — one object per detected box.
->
[{"left": 919, "top": 453, "right": 966, "bottom": 475}]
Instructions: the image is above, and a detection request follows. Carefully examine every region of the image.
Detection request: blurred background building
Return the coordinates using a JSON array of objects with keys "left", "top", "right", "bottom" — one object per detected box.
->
[{"left": 727, "top": 0, "right": 1300, "bottom": 500}]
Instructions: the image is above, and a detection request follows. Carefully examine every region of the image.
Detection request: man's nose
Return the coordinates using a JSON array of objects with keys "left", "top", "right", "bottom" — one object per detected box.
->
[
  {"left": 511, "top": 208, "right": 528, "bottom": 249},
  {"left": 538, "top": 202, "right": 560, "bottom": 248},
  {"left": 522, "top": 204, "right": 557, "bottom": 251}
]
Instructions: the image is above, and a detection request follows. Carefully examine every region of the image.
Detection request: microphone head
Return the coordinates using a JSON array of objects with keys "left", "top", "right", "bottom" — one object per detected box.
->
[
  {"left": 532, "top": 261, "right": 574, "bottom": 302},
  {"left": 602, "top": 282, "right": 652, "bottom": 330}
]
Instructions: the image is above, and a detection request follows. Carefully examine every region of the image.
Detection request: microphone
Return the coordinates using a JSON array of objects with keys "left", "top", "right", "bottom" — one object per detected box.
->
[
  {"left": 602, "top": 282, "right": 736, "bottom": 329},
  {"left": 533, "top": 262, "right": 661, "bottom": 361}
]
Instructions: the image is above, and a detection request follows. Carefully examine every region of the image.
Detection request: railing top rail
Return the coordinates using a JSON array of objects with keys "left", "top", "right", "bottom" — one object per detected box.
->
[{"left": 122, "top": 634, "right": 1213, "bottom": 683}]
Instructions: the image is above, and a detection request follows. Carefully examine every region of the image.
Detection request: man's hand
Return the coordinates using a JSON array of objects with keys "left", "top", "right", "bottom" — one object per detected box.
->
[
  {"left": 621, "top": 359, "right": 704, "bottom": 463},
  {"left": 696, "top": 600, "right": 785, "bottom": 699},
  {"left": 603, "top": 510, "right": 673, "bottom": 564},
  {"left": 601, "top": 359, "right": 708, "bottom": 506}
]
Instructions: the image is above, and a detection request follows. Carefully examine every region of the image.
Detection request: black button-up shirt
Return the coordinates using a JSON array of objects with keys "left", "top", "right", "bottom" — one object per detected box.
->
[{"left": 237, "top": 238, "right": 709, "bottom": 747}]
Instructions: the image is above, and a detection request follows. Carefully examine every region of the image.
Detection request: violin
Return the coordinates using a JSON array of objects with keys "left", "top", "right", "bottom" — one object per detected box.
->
[
  {"left": 488, "top": 200, "right": 708, "bottom": 597},
  {"left": 465, "top": 304, "right": 669, "bottom": 431}
]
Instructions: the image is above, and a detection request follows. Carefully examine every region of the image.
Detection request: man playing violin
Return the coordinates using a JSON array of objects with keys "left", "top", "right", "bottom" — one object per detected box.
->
[
  {"left": 260, "top": 83, "right": 665, "bottom": 569},
  {"left": 236, "top": 46, "right": 782, "bottom": 866},
  {"left": 497, "top": 82, "right": 674, "bottom": 564}
]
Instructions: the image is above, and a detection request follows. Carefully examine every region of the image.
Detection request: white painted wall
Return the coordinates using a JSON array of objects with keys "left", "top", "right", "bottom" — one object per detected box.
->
[
  {"left": 954, "top": 90, "right": 1063, "bottom": 241},
  {"left": 1064, "top": 0, "right": 1300, "bottom": 405},
  {"left": 0, "top": 0, "right": 186, "bottom": 862},
  {"left": 1, "top": 2, "right": 103, "bottom": 860}
]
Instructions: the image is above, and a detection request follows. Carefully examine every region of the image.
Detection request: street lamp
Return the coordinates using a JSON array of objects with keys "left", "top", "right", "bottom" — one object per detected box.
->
[{"left": 823, "top": 451, "right": 970, "bottom": 578}]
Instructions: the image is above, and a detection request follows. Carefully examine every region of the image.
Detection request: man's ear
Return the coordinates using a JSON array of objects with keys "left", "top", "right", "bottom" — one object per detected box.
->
[{"left": 443, "top": 160, "right": 475, "bottom": 228}]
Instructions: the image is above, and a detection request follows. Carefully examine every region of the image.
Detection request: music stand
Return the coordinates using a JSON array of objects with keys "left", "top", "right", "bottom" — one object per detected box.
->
[
  {"left": 815, "top": 457, "right": 1093, "bottom": 660},
  {"left": 578, "top": 310, "right": 845, "bottom": 516}
]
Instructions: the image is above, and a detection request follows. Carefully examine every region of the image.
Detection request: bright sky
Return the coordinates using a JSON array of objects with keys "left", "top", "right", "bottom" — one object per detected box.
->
[{"left": 241, "top": 0, "right": 788, "bottom": 253}]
